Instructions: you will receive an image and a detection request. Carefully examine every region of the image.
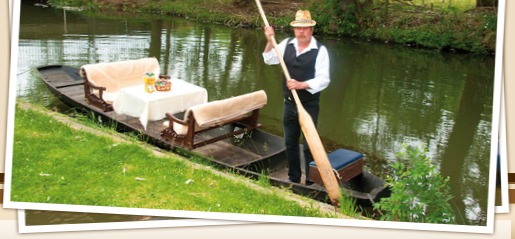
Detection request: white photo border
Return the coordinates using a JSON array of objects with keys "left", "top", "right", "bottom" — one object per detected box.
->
[{"left": 3, "top": 0, "right": 506, "bottom": 234}]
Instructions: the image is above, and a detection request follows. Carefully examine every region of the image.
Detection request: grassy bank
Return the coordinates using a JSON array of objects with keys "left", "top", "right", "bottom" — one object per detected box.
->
[
  {"left": 46, "top": 0, "right": 498, "bottom": 54},
  {"left": 11, "top": 102, "right": 357, "bottom": 218}
]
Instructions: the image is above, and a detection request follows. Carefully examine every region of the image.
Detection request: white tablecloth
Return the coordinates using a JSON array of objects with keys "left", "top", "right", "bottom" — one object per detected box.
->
[{"left": 113, "top": 79, "right": 208, "bottom": 130}]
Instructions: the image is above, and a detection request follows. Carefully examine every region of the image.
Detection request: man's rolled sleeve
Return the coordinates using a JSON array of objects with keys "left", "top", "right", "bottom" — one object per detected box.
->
[
  {"left": 306, "top": 45, "right": 331, "bottom": 94},
  {"left": 262, "top": 50, "right": 279, "bottom": 65},
  {"left": 262, "top": 39, "right": 288, "bottom": 65}
]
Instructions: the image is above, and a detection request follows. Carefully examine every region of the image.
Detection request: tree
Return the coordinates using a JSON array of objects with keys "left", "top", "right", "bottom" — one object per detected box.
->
[
  {"left": 339, "top": 0, "right": 373, "bottom": 11},
  {"left": 476, "top": 0, "right": 498, "bottom": 8}
]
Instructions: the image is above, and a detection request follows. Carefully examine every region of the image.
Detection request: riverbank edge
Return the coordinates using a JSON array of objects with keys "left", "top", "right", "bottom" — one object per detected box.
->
[
  {"left": 47, "top": 0, "right": 499, "bottom": 55},
  {"left": 14, "top": 101, "right": 360, "bottom": 219}
]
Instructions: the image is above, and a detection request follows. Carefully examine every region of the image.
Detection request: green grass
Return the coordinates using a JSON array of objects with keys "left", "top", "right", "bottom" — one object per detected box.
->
[
  {"left": 390, "top": 0, "right": 476, "bottom": 12},
  {"left": 413, "top": 0, "right": 475, "bottom": 11},
  {"left": 11, "top": 103, "right": 352, "bottom": 218}
]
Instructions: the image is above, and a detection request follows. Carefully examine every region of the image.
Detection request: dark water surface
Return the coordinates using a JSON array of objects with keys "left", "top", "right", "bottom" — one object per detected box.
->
[{"left": 15, "top": 2, "right": 497, "bottom": 225}]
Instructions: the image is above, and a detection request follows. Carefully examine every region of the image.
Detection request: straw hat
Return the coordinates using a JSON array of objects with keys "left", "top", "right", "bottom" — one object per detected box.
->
[{"left": 290, "top": 10, "right": 316, "bottom": 27}]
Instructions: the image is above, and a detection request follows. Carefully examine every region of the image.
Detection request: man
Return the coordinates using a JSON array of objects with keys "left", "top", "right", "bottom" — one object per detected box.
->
[{"left": 261, "top": 10, "right": 331, "bottom": 185}]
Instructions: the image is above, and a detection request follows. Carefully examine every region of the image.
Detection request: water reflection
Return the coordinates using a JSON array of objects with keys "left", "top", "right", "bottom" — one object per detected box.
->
[{"left": 16, "top": 1, "right": 496, "bottom": 225}]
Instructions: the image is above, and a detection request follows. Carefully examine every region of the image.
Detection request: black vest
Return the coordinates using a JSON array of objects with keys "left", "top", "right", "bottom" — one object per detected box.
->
[{"left": 282, "top": 38, "right": 322, "bottom": 103}]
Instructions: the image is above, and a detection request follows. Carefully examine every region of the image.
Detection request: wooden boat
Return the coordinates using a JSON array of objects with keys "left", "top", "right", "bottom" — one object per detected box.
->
[{"left": 36, "top": 64, "right": 390, "bottom": 208}]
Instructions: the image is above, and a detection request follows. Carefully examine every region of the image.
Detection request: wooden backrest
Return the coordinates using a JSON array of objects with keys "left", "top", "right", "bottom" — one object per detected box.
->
[
  {"left": 80, "top": 57, "right": 160, "bottom": 93},
  {"left": 171, "top": 90, "right": 267, "bottom": 135},
  {"left": 188, "top": 90, "right": 267, "bottom": 128}
]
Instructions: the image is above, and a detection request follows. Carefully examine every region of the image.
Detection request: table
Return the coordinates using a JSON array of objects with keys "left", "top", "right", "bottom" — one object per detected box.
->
[{"left": 112, "top": 79, "right": 208, "bottom": 130}]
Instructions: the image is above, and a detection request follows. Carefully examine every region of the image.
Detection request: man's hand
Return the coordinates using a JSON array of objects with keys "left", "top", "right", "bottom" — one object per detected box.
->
[
  {"left": 286, "top": 79, "right": 309, "bottom": 90},
  {"left": 263, "top": 26, "right": 275, "bottom": 42}
]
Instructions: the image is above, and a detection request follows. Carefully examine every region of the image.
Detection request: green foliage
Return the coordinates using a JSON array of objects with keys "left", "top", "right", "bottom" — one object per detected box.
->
[
  {"left": 48, "top": 0, "right": 97, "bottom": 8},
  {"left": 306, "top": 0, "right": 495, "bottom": 53},
  {"left": 307, "top": 0, "right": 361, "bottom": 35},
  {"left": 257, "top": 170, "right": 271, "bottom": 188},
  {"left": 481, "top": 13, "right": 498, "bottom": 31},
  {"left": 338, "top": 191, "right": 360, "bottom": 217},
  {"left": 374, "top": 144, "right": 455, "bottom": 224}
]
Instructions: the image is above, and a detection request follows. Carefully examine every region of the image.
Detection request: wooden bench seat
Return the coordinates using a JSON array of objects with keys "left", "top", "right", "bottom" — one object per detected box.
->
[
  {"left": 161, "top": 90, "right": 267, "bottom": 149},
  {"left": 80, "top": 57, "right": 162, "bottom": 112},
  {"left": 308, "top": 148, "right": 364, "bottom": 185}
]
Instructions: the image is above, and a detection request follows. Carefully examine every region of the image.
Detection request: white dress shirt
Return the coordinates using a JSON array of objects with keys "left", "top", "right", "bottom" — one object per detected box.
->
[{"left": 262, "top": 36, "right": 331, "bottom": 94}]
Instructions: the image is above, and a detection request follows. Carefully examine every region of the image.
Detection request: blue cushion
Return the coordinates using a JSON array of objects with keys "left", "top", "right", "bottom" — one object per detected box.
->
[{"left": 309, "top": 148, "right": 364, "bottom": 170}]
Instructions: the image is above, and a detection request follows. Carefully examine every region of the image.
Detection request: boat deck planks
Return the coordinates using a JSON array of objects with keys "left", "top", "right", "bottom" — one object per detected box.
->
[
  {"left": 40, "top": 65, "right": 83, "bottom": 88},
  {"left": 193, "top": 141, "right": 262, "bottom": 167}
]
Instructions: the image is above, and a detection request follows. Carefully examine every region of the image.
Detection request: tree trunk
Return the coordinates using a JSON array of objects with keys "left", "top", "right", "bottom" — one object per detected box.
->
[
  {"left": 476, "top": 0, "right": 498, "bottom": 8},
  {"left": 339, "top": 0, "right": 374, "bottom": 25},
  {"left": 340, "top": 0, "right": 373, "bottom": 11}
]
